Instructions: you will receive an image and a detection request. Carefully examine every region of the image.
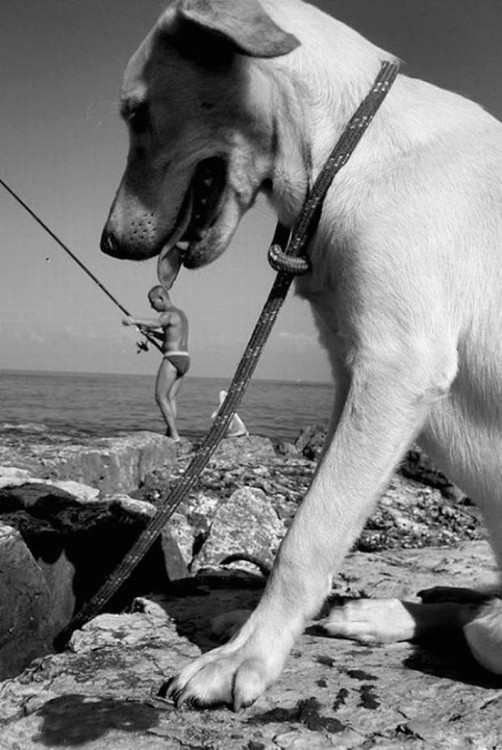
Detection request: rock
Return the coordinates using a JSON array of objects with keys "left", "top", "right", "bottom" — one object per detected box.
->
[
  {"left": 168, "top": 511, "right": 198, "bottom": 566},
  {"left": 355, "top": 475, "right": 482, "bottom": 552},
  {"left": 0, "top": 431, "right": 178, "bottom": 494},
  {"left": 136, "top": 433, "right": 482, "bottom": 573},
  {"left": 1, "top": 542, "right": 501, "bottom": 749},
  {"left": 160, "top": 531, "right": 189, "bottom": 581},
  {"left": 399, "top": 447, "right": 466, "bottom": 501},
  {"left": 210, "top": 435, "right": 277, "bottom": 462},
  {"left": 295, "top": 424, "right": 327, "bottom": 460},
  {"left": 0, "top": 467, "right": 33, "bottom": 487},
  {"left": 0, "top": 422, "right": 494, "bottom": 747},
  {"left": 275, "top": 440, "right": 300, "bottom": 457},
  {"left": 0, "top": 523, "right": 73, "bottom": 679},
  {"left": 0, "top": 466, "right": 102, "bottom": 503},
  {"left": 191, "top": 487, "right": 285, "bottom": 573},
  {"left": 0, "top": 474, "right": 187, "bottom": 678}
]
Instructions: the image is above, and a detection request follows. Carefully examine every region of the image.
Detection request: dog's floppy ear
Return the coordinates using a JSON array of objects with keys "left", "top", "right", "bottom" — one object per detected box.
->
[{"left": 176, "top": 0, "right": 300, "bottom": 58}]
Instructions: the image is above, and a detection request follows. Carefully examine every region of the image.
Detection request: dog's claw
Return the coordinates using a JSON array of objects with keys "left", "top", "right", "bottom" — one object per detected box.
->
[
  {"left": 161, "top": 677, "right": 186, "bottom": 707},
  {"left": 159, "top": 678, "right": 181, "bottom": 703}
]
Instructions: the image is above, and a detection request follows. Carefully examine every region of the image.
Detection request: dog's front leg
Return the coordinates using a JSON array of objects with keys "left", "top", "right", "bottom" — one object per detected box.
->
[{"left": 166, "top": 343, "right": 455, "bottom": 710}]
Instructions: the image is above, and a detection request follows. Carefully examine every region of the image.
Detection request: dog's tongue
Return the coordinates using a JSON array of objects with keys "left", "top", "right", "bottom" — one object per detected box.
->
[
  {"left": 157, "top": 189, "right": 193, "bottom": 288},
  {"left": 157, "top": 244, "right": 184, "bottom": 289}
]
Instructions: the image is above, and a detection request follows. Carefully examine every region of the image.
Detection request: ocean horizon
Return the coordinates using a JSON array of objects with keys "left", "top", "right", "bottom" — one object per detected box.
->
[{"left": 0, "top": 368, "right": 332, "bottom": 442}]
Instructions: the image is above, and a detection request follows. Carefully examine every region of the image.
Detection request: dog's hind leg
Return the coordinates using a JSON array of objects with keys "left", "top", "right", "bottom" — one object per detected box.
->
[
  {"left": 319, "top": 597, "right": 481, "bottom": 644},
  {"left": 320, "top": 594, "right": 502, "bottom": 676},
  {"left": 417, "top": 392, "right": 502, "bottom": 674},
  {"left": 462, "top": 598, "right": 502, "bottom": 674},
  {"left": 460, "top": 500, "right": 502, "bottom": 674},
  {"left": 399, "top": 394, "right": 502, "bottom": 675},
  {"left": 420, "top": 585, "right": 502, "bottom": 675}
]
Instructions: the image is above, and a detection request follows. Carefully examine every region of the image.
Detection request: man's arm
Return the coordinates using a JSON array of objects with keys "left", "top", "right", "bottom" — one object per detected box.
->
[{"left": 122, "top": 315, "right": 164, "bottom": 330}]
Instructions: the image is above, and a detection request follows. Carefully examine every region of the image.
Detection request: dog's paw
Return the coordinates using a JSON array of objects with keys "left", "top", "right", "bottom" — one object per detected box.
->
[
  {"left": 319, "top": 598, "right": 417, "bottom": 644},
  {"left": 164, "top": 648, "right": 272, "bottom": 710},
  {"left": 164, "top": 624, "right": 289, "bottom": 710}
]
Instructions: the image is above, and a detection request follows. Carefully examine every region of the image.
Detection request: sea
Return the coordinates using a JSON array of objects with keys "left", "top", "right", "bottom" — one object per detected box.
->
[{"left": 0, "top": 369, "right": 332, "bottom": 442}]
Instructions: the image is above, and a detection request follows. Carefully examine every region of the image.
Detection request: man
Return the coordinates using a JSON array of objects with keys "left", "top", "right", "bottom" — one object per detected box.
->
[{"left": 123, "top": 286, "right": 189, "bottom": 440}]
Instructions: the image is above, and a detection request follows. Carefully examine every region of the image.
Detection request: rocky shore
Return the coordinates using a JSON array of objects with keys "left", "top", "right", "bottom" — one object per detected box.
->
[{"left": 0, "top": 424, "right": 500, "bottom": 749}]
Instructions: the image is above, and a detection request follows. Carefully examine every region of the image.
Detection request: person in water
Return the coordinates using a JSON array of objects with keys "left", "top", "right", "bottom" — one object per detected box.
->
[{"left": 123, "top": 285, "right": 189, "bottom": 441}]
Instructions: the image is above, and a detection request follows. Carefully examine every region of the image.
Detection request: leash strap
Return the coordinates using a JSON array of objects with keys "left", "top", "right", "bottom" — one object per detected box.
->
[{"left": 55, "top": 60, "right": 399, "bottom": 649}]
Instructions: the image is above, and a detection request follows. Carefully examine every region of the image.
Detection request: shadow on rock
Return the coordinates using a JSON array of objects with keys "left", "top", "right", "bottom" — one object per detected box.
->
[
  {"left": 248, "top": 696, "right": 346, "bottom": 735},
  {"left": 404, "top": 631, "right": 502, "bottom": 689},
  {"left": 33, "top": 694, "right": 160, "bottom": 746},
  {"left": 0, "top": 483, "right": 178, "bottom": 680},
  {"left": 150, "top": 571, "right": 265, "bottom": 652},
  {"left": 0, "top": 484, "right": 171, "bottom": 612}
]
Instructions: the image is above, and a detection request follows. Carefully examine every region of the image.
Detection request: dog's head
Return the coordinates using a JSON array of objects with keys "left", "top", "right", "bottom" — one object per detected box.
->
[{"left": 101, "top": 0, "right": 300, "bottom": 287}]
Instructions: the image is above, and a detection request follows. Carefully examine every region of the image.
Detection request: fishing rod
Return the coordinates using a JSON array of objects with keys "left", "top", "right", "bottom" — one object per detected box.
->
[{"left": 0, "top": 176, "right": 163, "bottom": 354}]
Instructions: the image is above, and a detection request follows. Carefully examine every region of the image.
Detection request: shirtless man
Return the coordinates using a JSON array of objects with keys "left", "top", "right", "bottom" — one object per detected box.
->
[{"left": 123, "top": 286, "right": 189, "bottom": 440}]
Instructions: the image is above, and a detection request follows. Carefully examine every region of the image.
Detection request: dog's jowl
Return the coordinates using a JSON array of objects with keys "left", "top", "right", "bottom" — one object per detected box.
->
[{"left": 102, "top": 0, "right": 502, "bottom": 709}]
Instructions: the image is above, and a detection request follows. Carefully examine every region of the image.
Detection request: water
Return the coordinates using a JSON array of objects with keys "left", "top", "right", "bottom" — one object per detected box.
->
[{"left": 0, "top": 369, "right": 332, "bottom": 442}]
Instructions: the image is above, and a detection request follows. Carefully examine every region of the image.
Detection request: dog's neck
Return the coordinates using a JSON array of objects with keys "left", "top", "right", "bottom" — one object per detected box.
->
[{"left": 257, "top": 4, "right": 397, "bottom": 228}]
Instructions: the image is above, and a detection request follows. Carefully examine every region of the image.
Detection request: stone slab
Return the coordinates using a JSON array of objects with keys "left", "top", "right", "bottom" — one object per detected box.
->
[
  {"left": 1, "top": 543, "right": 501, "bottom": 749},
  {"left": 0, "top": 431, "right": 177, "bottom": 493}
]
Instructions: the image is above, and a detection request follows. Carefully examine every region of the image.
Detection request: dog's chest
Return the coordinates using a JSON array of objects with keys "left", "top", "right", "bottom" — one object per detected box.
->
[{"left": 294, "top": 278, "right": 349, "bottom": 351}]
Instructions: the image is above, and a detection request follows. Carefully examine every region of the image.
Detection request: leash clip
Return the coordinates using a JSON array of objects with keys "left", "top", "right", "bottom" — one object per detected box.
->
[{"left": 267, "top": 244, "right": 310, "bottom": 275}]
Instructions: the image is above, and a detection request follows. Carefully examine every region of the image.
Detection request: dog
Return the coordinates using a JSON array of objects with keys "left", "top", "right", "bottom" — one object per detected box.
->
[{"left": 101, "top": 0, "right": 502, "bottom": 709}]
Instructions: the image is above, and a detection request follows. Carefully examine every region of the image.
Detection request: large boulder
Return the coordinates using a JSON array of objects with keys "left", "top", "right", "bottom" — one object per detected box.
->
[
  {"left": 0, "top": 524, "right": 72, "bottom": 679},
  {"left": 294, "top": 424, "right": 327, "bottom": 460},
  {"left": 0, "top": 431, "right": 178, "bottom": 493},
  {"left": 0, "top": 543, "right": 501, "bottom": 749},
  {"left": 209, "top": 435, "right": 277, "bottom": 462},
  {"left": 191, "top": 487, "right": 286, "bottom": 573},
  {"left": 0, "top": 469, "right": 188, "bottom": 679}
]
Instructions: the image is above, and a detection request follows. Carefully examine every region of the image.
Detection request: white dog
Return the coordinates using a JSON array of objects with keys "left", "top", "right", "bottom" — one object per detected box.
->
[{"left": 101, "top": 0, "right": 502, "bottom": 709}]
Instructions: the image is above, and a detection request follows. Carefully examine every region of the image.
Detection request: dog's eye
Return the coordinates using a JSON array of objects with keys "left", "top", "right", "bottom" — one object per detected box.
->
[{"left": 128, "top": 103, "right": 150, "bottom": 135}]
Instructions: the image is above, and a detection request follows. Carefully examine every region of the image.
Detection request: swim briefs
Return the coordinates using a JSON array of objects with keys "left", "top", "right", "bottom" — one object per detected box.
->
[{"left": 163, "top": 350, "right": 190, "bottom": 376}]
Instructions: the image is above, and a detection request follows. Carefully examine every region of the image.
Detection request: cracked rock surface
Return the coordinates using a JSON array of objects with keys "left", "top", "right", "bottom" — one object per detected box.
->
[
  {"left": 1, "top": 544, "right": 501, "bottom": 749},
  {"left": 0, "top": 427, "right": 500, "bottom": 748}
]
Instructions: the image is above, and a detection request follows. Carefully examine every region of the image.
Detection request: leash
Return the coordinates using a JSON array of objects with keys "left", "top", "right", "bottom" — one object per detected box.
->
[
  {"left": 0, "top": 177, "right": 164, "bottom": 356},
  {"left": 54, "top": 59, "right": 399, "bottom": 649}
]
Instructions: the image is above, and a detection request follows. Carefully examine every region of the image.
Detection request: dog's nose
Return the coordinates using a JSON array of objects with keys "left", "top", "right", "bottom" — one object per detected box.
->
[{"left": 100, "top": 229, "right": 122, "bottom": 257}]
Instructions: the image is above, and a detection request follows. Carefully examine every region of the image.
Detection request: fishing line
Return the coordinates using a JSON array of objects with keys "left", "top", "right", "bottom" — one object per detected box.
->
[{"left": 0, "top": 176, "right": 162, "bottom": 353}]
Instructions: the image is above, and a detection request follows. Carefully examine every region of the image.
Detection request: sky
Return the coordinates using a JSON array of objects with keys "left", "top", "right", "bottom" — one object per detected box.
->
[{"left": 1, "top": 0, "right": 501, "bottom": 381}]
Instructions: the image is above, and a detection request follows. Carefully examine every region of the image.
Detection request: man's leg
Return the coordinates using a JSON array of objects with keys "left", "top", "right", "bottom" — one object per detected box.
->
[
  {"left": 155, "top": 359, "right": 180, "bottom": 440},
  {"left": 168, "top": 374, "right": 184, "bottom": 420}
]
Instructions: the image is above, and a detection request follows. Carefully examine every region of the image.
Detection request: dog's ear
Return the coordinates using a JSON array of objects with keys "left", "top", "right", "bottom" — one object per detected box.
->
[{"left": 175, "top": 0, "right": 300, "bottom": 59}]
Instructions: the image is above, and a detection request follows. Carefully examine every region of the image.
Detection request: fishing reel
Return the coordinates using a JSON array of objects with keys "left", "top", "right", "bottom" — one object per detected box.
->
[{"left": 136, "top": 337, "right": 149, "bottom": 354}]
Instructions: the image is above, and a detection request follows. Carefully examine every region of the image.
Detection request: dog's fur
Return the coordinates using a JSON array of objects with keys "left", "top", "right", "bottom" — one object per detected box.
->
[{"left": 102, "top": 0, "right": 502, "bottom": 709}]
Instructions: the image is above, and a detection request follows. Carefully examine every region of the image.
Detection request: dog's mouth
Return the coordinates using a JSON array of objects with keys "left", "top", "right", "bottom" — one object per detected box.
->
[{"left": 157, "top": 156, "right": 226, "bottom": 287}]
